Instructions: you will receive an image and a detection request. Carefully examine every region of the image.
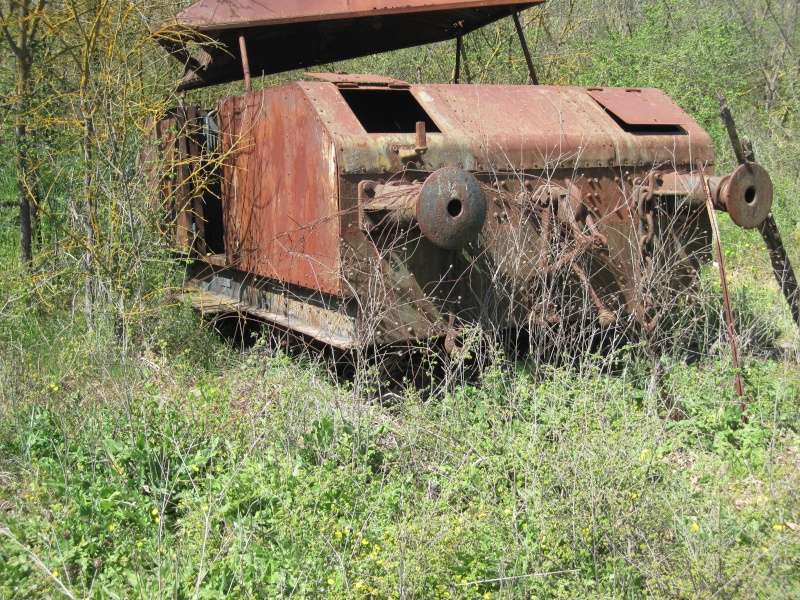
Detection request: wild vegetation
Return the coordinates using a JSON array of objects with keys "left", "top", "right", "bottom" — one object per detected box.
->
[{"left": 1, "top": 0, "right": 799, "bottom": 597}]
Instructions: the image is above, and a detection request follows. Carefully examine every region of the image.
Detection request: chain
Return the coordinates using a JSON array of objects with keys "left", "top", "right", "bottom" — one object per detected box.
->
[{"left": 635, "top": 173, "right": 659, "bottom": 333}]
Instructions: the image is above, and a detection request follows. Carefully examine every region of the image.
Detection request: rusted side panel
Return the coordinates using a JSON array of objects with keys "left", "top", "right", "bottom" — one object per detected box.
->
[{"left": 218, "top": 85, "right": 342, "bottom": 295}]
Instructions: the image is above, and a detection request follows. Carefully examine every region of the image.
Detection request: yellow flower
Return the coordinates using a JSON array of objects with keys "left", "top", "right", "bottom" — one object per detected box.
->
[
  {"left": 773, "top": 523, "right": 785, "bottom": 532},
  {"left": 372, "top": 544, "right": 381, "bottom": 553},
  {"left": 51, "top": 570, "right": 59, "bottom": 579},
  {"left": 327, "top": 578, "right": 335, "bottom": 586},
  {"left": 107, "top": 523, "right": 116, "bottom": 532},
  {"left": 334, "top": 529, "right": 343, "bottom": 540},
  {"left": 361, "top": 538, "right": 370, "bottom": 546},
  {"left": 354, "top": 580, "right": 366, "bottom": 591},
  {"left": 690, "top": 522, "right": 700, "bottom": 533},
  {"left": 151, "top": 508, "right": 159, "bottom": 516},
  {"left": 483, "top": 593, "right": 493, "bottom": 600}
]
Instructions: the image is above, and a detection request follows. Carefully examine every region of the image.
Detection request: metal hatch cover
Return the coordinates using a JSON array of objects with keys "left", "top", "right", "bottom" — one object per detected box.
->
[
  {"left": 587, "top": 87, "right": 690, "bottom": 128},
  {"left": 157, "top": 0, "right": 543, "bottom": 90}
]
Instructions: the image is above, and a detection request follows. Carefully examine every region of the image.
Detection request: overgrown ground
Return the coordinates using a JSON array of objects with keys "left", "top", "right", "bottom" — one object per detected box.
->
[
  {"left": 1, "top": 302, "right": 799, "bottom": 598},
  {"left": 2, "top": 0, "right": 800, "bottom": 598}
]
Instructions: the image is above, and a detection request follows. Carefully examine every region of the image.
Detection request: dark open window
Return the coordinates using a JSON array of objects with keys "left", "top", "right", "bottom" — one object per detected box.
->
[
  {"left": 604, "top": 110, "right": 687, "bottom": 136},
  {"left": 340, "top": 88, "right": 441, "bottom": 133}
]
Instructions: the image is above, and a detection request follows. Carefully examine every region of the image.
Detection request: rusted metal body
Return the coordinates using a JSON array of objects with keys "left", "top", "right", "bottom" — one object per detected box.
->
[
  {"left": 155, "top": 1, "right": 780, "bottom": 350},
  {"left": 217, "top": 86, "right": 342, "bottom": 294}
]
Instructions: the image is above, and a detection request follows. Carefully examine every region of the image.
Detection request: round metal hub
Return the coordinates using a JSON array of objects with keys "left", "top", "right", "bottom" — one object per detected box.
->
[
  {"left": 721, "top": 162, "right": 773, "bottom": 229},
  {"left": 416, "top": 167, "right": 486, "bottom": 250}
]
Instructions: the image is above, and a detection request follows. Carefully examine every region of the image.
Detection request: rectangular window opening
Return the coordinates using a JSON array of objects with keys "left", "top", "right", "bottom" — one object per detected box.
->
[
  {"left": 604, "top": 109, "right": 687, "bottom": 136},
  {"left": 340, "top": 88, "right": 441, "bottom": 134}
]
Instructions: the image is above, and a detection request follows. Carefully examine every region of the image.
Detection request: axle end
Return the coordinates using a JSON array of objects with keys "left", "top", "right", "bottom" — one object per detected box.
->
[{"left": 719, "top": 162, "right": 773, "bottom": 229}]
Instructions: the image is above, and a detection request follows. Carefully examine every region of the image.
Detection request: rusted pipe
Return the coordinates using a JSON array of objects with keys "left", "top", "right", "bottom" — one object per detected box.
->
[
  {"left": 415, "top": 121, "right": 427, "bottom": 154},
  {"left": 720, "top": 95, "right": 747, "bottom": 165},
  {"left": 654, "top": 166, "right": 773, "bottom": 230},
  {"left": 700, "top": 165, "right": 746, "bottom": 400},
  {"left": 238, "top": 35, "right": 252, "bottom": 92}
]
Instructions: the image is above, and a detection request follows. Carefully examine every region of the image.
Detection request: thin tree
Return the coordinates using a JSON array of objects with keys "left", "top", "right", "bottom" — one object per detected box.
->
[{"left": 0, "top": 0, "right": 46, "bottom": 266}]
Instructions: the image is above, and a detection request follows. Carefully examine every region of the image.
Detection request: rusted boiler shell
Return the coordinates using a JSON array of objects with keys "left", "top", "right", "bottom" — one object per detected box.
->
[
  {"left": 177, "top": 78, "right": 777, "bottom": 348},
  {"left": 155, "top": 0, "right": 791, "bottom": 349}
]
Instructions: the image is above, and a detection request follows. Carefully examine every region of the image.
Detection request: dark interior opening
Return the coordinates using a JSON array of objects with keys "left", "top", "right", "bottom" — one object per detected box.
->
[
  {"left": 203, "top": 180, "right": 225, "bottom": 254},
  {"left": 603, "top": 109, "right": 687, "bottom": 136},
  {"left": 447, "top": 198, "right": 463, "bottom": 217},
  {"left": 174, "top": 6, "right": 527, "bottom": 91},
  {"left": 744, "top": 186, "right": 757, "bottom": 206},
  {"left": 201, "top": 113, "right": 225, "bottom": 255},
  {"left": 340, "top": 88, "right": 441, "bottom": 133}
]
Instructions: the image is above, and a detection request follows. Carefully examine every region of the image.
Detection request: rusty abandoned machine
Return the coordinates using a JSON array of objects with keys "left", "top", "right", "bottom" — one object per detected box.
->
[{"left": 154, "top": 0, "right": 799, "bottom": 352}]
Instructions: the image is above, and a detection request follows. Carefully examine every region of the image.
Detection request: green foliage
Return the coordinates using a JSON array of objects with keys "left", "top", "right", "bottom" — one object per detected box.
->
[
  {"left": 1, "top": 314, "right": 799, "bottom": 598},
  {"left": 2, "top": 0, "right": 800, "bottom": 598},
  {"left": 572, "top": 0, "right": 754, "bottom": 146}
]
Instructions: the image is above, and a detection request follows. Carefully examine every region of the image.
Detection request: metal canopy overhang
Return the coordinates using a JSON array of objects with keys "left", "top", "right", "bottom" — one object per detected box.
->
[{"left": 156, "top": 0, "right": 543, "bottom": 90}]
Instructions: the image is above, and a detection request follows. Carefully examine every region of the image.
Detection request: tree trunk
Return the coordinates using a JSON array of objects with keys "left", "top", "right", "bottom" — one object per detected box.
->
[
  {"left": 15, "top": 56, "right": 34, "bottom": 266},
  {"left": 83, "top": 112, "right": 96, "bottom": 323},
  {"left": 16, "top": 123, "right": 33, "bottom": 265}
]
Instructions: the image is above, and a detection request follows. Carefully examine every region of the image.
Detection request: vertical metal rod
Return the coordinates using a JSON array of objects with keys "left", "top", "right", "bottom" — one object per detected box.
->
[
  {"left": 512, "top": 12, "right": 539, "bottom": 85},
  {"left": 453, "top": 35, "right": 462, "bottom": 84},
  {"left": 415, "top": 121, "right": 427, "bottom": 153},
  {"left": 719, "top": 96, "right": 746, "bottom": 165},
  {"left": 238, "top": 34, "right": 252, "bottom": 92},
  {"left": 700, "top": 165, "right": 746, "bottom": 401},
  {"left": 759, "top": 215, "right": 800, "bottom": 326},
  {"left": 719, "top": 98, "right": 800, "bottom": 329}
]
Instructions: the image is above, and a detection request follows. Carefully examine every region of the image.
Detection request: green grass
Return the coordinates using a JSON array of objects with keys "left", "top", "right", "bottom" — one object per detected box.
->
[{"left": 0, "top": 304, "right": 798, "bottom": 598}]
